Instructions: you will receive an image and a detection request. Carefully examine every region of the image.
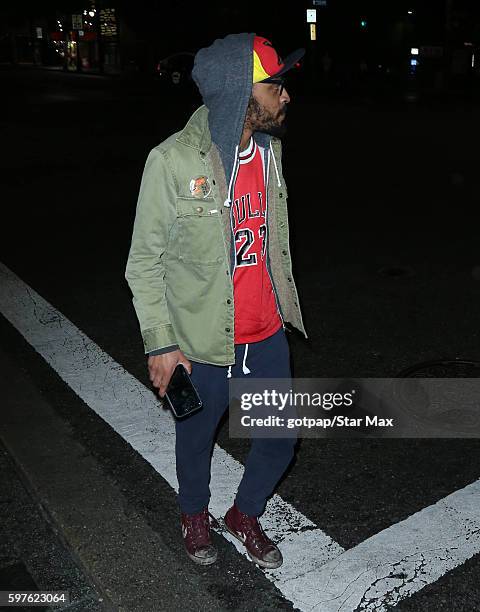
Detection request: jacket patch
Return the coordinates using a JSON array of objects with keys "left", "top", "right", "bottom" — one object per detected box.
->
[{"left": 189, "top": 176, "right": 212, "bottom": 199}]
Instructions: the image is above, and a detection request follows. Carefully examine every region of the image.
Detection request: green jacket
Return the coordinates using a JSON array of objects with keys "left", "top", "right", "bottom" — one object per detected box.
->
[{"left": 125, "top": 105, "right": 306, "bottom": 365}]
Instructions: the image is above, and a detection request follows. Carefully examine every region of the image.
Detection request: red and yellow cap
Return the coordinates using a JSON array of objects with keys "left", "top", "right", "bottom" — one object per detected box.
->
[{"left": 253, "top": 35, "right": 305, "bottom": 84}]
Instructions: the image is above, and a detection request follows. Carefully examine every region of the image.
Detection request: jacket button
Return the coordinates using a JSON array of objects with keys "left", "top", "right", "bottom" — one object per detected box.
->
[
  {"left": 280, "top": 222, "right": 285, "bottom": 228},
  {"left": 225, "top": 327, "right": 231, "bottom": 333},
  {"left": 287, "top": 277, "right": 292, "bottom": 282},
  {"left": 282, "top": 250, "right": 287, "bottom": 255},
  {"left": 196, "top": 206, "right": 203, "bottom": 213},
  {"left": 200, "top": 151, "right": 205, "bottom": 158},
  {"left": 279, "top": 193, "right": 283, "bottom": 198},
  {"left": 226, "top": 299, "right": 231, "bottom": 304}
]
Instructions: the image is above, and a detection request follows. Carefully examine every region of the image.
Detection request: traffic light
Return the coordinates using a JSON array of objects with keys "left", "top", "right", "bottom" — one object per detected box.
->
[{"left": 360, "top": 18, "right": 367, "bottom": 29}]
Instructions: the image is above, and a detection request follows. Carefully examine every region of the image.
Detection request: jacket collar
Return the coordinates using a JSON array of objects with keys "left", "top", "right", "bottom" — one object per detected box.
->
[{"left": 176, "top": 105, "right": 211, "bottom": 154}]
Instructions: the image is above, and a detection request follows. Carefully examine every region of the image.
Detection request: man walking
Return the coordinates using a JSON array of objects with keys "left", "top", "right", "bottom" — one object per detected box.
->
[{"left": 125, "top": 33, "right": 306, "bottom": 568}]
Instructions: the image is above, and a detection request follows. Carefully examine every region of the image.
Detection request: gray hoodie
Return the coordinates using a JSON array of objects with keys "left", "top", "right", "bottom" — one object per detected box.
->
[{"left": 191, "top": 32, "right": 272, "bottom": 196}]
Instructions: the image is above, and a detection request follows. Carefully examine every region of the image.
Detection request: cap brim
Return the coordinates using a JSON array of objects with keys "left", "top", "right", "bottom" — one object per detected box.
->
[{"left": 261, "top": 48, "right": 305, "bottom": 82}]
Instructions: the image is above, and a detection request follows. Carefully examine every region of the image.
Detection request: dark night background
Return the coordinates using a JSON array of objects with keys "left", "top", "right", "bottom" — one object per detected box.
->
[
  {"left": 2, "top": 0, "right": 480, "bottom": 80},
  {"left": 2, "top": 1, "right": 480, "bottom": 611}
]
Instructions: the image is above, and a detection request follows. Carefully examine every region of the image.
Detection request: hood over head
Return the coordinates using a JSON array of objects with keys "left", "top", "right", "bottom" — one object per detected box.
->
[{"left": 192, "top": 33, "right": 272, "bottom": 191}]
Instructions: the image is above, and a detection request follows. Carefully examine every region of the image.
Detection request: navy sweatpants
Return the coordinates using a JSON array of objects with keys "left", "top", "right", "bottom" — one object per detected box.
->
[{"left": 175, "top": 327, "right": 296, "bottom": 516}]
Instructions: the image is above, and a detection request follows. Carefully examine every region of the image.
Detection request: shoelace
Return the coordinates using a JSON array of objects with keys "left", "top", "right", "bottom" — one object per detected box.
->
[
  {"left": 184, "top": 511, "right": 219, "bottom": 543},
  {"left": 185, "top": 511, "right": 209, "bottom": 543},
  {"left": 240, "top": 515, "right": 270, "bottom": 544}
]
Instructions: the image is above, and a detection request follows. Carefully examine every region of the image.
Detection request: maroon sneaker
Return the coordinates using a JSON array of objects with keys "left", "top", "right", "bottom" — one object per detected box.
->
[
  {"left": 224, "top": 504, "right": 283, "bottom": 569},
  {"left": 181, "top": 508, "right": 218, "bottom": 565}
]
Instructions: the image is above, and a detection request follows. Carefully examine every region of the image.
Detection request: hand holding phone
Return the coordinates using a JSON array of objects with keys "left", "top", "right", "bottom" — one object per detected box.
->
[
  {"left": 164, "top": 364, "right": 203, "bottom": 419},
  {"left": 148, "top": 349, "right": 191, "bottom": 398}
]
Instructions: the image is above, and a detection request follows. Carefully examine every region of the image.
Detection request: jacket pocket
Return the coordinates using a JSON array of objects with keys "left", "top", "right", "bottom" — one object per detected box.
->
[{"left": 176, "top": 198, "right": 225, "bottom": 266}]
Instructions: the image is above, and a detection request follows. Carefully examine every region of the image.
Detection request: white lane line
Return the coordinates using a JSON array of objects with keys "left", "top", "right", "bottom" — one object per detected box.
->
[
  {"left": 282, "top": 478, "right": 480, "bottom": 611},
  {"left": 2, "top": 260, "right": 479, "bottom": 611},
  {"left": 0, "top": 262, "right": 343, "bottom": 602}
]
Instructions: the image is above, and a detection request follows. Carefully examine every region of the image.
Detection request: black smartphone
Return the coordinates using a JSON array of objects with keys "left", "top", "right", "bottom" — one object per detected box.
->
[{"left": 164, "top": 364, "right": 203, "bottom": 418}]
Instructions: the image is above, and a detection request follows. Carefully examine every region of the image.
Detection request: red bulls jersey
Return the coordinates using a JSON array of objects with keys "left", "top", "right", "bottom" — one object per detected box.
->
[{"left": 232, "top": 138, "right": 282, "bottom": 344}]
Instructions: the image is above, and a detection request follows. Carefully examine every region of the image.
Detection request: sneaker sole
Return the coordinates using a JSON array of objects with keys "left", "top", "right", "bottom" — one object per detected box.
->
[
  {"left": 224, "top": 523, "right": 283, "bottom": 569},
  {"left": 185, "top": 549, "right": 218, "bottom": 565}
]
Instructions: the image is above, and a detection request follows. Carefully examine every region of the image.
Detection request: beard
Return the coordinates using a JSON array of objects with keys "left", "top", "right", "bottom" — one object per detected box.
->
[{"left": 245, "top": 95, "right": 288, "bottom": 139}]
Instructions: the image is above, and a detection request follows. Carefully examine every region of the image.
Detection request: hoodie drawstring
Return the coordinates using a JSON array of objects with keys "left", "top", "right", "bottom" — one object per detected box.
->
[
  {"left": 242, "top": 344, "right": 251, "bottom": 375},
  {"left": 270, "top": 141, "right": 282, "bottom": 188},
  {"left": 226, "top": 344, "right": 251, "bottom": 378},
  {"left": 224, "top": 145, "right": 240, "bottom": 207}
]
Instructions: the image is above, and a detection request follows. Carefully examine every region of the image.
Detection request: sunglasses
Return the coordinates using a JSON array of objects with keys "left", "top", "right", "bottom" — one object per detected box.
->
[{"left": 262, "top": 77, "right": 286, "bottom": 96}]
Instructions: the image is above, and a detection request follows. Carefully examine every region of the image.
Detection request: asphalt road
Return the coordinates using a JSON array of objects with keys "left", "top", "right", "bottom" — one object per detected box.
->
[{"left": 1, "top": 65, "right": 480, "bottom": 611}]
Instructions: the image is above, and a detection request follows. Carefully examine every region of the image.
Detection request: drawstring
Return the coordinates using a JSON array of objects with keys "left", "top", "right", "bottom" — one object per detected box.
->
[
  {"left": 242, "top": 344, "right": 251, "bottom": 375},
  {"left": 224, "top": 145, "right": 240, "bottom": 207},
  {"left": 270, "top": 141, "right": 282, "bottom": 188},
  {"left": 225, "top": 143, "right": 280, "bottom": 206},
  {"left": 226, "top": 344, "right": 251, "bottom": 378}
]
